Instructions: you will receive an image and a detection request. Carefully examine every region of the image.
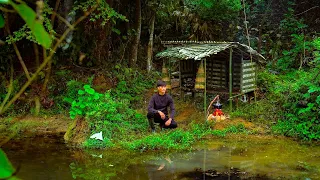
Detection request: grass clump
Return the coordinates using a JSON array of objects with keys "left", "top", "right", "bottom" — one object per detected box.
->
[
  {"left": 121, "top": 122, "right": 212, "bottom": 151},
  {"left": 120, "top": 122, "right": 251, "bottom": 151},
  {"left": 211, "top": 123, "right": 249, "bottom": 137}
]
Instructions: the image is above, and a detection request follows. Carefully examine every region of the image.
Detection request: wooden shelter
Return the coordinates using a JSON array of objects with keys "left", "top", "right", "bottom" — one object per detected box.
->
[{"left": 156, "top": 41, "right": 265, "bottom": 112}]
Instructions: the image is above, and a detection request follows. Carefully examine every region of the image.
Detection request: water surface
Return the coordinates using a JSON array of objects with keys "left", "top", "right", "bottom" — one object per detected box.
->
[{"left": 2, "top": 135, "right": 320, "bottom": 179}]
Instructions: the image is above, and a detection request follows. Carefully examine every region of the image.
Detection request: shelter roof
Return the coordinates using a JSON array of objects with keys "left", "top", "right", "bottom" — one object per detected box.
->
[{"left": 156, "top": 41, "right": 265, "bottom": 62}]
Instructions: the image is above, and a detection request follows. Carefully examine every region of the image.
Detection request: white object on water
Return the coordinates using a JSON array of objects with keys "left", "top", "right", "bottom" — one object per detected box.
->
[
  {"left": 90, "top": 131, "right": 103, "bottom": 141},
  {"left": 91, "top": 154, "right": 103, "bottom": 158}
]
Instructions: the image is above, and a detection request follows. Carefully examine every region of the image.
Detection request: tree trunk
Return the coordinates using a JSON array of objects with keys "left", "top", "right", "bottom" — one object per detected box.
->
[
  {"left": 129, "top": 0, "right": 141, "bottom": 68},
  {"left": 57, "top": 0, "right": 74, "bottom": 50},
  {"left": 42, "top": 48, "right": 51, "bottom": 94},
  {"left": 147, "top": 12, "right": 155, "bottom": 72},
  {"left": 34, "top": 43, "right": 41, "bottom": 116},
  {"left": 57, "top": 0, "right": 74, "bottom": 33},
  {"left": 257, "top": 26, "right": 262, "bottom": 54},
  {"left": 0, "top": 58, "right": 13, "bottom": 114},
  {"left": 42, "top": 0, "right": 74, "bottom": 95}
]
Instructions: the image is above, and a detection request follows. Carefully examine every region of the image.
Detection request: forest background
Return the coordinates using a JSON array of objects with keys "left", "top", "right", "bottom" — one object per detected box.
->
[{"left": 0, "top": 0, "right": 319, "bottom": 149}]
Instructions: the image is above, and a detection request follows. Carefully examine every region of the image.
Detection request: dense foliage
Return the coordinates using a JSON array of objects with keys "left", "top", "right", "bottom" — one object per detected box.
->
[
  {"left": 61, "top": 66, "right": 156, "bottom": 148},
  {"left": 1, "top": 2, "right": 320, "bottom": 180},
  {"left": 0, "top": 0, "right": 319, "bottom": 152},
  {"left": 270, "top": 70, "right": 320, "bottom": 140},
  {"left": 184, "top": 0, "right": 241, "bottom": 20},
  {"left": 67, "top": 84, "right": 146, "bottom": 148}
]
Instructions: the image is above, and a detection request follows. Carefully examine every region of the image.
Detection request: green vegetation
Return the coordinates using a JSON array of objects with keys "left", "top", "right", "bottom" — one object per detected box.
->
[
  {"left": 184, "top": 0, "right": 241, "bottom": 20},
  {"left": 62, "top": 66, "right": 157, "bottom": 148},
  {"left": 1, "top": 1, "right": 320, "bottom": 180},
  {"left": 62, "top": 82, "right": 253, "bottom": 150},
  {"left": 2, "top": 0, "right": 52, "bottom": 48},
  {"left": 67, "top": 84, "right": 147, "bottom": 148},
  {"left": 211, "top": 124, "right": 248, "bottom": 137},
  {"left": 0, "top": 0, "right": 319, "bottom": 153},
  {"left": 233, "top": 52, "right": 319, "bottom": 141},
  {"left": 270, "top": 70, "right": 320, "bottom": 140},
  {"left": 0, "top": 149, "right": 18, "bottom": 180},
  {"left": 122, "top": 123, "right": 207, "bottom": 151},
  {"left": 230, "top": 3, "right": 320, "bottom": 141},
  {"left": 121, "top": 122, "right": 251, "bottom": 151}
]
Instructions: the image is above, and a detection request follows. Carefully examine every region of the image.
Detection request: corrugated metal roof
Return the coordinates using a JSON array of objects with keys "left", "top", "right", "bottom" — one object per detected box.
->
[{"left": 156, "top": 41, "right": 265, "bottom": 61}]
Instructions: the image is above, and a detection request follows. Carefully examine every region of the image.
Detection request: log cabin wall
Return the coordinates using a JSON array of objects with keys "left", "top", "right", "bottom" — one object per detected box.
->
[
  {"left": 232, "top": 55, "right": 242, "bottom": 91},
  {"left": 206, "top": 56, "right": 227, "bottom": 90}
]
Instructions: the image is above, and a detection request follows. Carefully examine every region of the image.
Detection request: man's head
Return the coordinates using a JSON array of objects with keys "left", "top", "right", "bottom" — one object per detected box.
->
[{"left": 157, "top": 80, "right": 167, "bottom": 95}]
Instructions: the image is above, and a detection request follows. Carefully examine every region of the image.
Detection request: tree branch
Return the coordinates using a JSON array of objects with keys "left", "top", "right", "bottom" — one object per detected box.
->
[
  {"left": 53, "top": 12, "right": 74, "bottom": 30},
  {"left": 5, "top": 13, "right": 31, "bottom": 80},
  {"left": 0, "top": 5, "right": 98, "bottom": 115},
  {"left": 295, "top": 6, "right": 319, "bottom": 16},
  {"left": 0, "top": 7, "right": 15, "bottom": 13},
  {"left": 50, "top": 0, "right": 61, "bottom": 28},
  {"left": 0, "top": 58, "right": 13, "bottom": 113},
  {"left": 33, "top": 43, "right": 39, "bottom": 69}
]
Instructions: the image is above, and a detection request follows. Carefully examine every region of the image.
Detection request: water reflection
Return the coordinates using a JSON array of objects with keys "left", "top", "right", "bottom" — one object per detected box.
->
[{"left": 2, "top": 135, "right": 320, "bottom": 180}]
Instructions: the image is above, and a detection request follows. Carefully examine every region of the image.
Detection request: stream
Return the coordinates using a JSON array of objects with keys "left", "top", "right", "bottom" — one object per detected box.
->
[{"left": 2, "top": 134, "right": 320, "bottom": 180}]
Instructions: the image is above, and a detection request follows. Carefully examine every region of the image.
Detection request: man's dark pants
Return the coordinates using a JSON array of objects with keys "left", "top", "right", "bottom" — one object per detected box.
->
[{"left": 147, "top": 112, "right": 177, "bottom": 130}]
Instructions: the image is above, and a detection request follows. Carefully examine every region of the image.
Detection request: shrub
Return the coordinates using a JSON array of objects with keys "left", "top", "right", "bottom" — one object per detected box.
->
[
  {"left": 264, "top": 70, "right": 320, "bottom": 140},
  {"left": 67, "top": 84, "right": 148, "bottom": 148}
]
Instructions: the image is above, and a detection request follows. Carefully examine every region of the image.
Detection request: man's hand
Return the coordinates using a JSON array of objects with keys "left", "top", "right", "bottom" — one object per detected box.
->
[
  {"left": 158, "top": 111, "right": 165, "bottom": 120},
  {"left": 165, "top": 118, "right": 172, "bottom": 126}
]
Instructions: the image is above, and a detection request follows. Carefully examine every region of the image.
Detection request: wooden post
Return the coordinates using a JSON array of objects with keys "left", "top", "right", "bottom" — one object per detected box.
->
[
  {"left": 169, "top": 59, "right": 171, "bottom": 95},
  {"left": 229, "top": 48, "right": 233, "bottom": 111},
  {"left": 240, "top": 52, "right": 243, "bottom": 94},
  {"left": 179, "top": 60, "right": 182, "bottom": 99},
  {"left": 204, "top": 58, "right": 207, "bottom": 122},
  {"left": 254, "top": 61, "right": 257, "bottom": 103}
]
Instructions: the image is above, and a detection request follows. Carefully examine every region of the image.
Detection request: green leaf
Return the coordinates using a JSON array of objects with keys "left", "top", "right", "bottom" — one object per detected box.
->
[
  {"left": 77, "top": 109, "right": 83, "bottom": 115},
  {"left": 94, "top": 94, "right": 99, "bottom": 100},
  {"left": 0, "top": 0, "right": 9, "bottom": 4},
  {"left": 308, "top": 86, "right": 320, "bottom": 93},
  {"left": 112, "top": 27, "right": 121, "bottom": 35},
  {"left": 316, "top": 96, "right": 320, "bottom": 105},
  {"left": 282, "top": 50, "right": 290, "bottom": 56},
  {"left": 71, "top": 101, "right": 77, "bottom": 107},
  {"left": 0, "top": 149, "right": 15, "bottom": 179},
  {"left": 78, "top": 90, "right": 85, "bottom": 95},
  {"left": 303, "top": 93, "right": 311, "bottom": 98},
  {"left": 63, "top": 97, "right": 73, "bottom": 103},
  {"left": 87, "top": 88, "right": 95, "bottom": 95},
  {"left": 0, "top": 14, "right": 4, "bottom": 28},
  {"left": 10, "top": 1, "right": 52, "bottom": 48}
]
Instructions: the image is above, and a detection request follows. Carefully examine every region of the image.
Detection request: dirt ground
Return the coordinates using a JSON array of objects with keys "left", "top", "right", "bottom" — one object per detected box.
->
[{"left": 0, "top": 114, "right": 71, "bottom": 136}]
